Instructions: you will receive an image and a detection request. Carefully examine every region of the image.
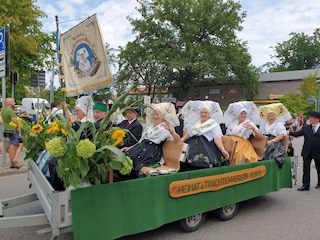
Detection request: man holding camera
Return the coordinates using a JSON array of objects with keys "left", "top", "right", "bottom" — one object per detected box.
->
[{"left": 1, "top": 98, "right": 22, "bottom": 169}]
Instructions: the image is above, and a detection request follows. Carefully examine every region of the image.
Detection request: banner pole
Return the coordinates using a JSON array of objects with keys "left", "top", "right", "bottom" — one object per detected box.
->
[{"left": 56, "top": 15, "right": 66, "bottom": 103}]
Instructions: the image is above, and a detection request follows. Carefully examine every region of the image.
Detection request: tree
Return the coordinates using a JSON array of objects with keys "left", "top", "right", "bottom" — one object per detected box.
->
[
  {"left": 117, "top": 0, "right": 259, "bottom": 100},
  {"left": 280, "top": 93, "right": 308, "bottom": 116},
  {"left": 118, "top": 40, "right": 170, "bottom": 102},
  {"left": 299, "top": 73, "right": 318, "bottom": 100},
  {"left": 279, "top": 74, "right": 318, "bottom": 116},
  {"left": 102, "top": 43, "right": 125, "bottom": 96},
  {"left": 264, "top": 29, "right": 320, "bottom": 72},
  {"left": 0, "top": 0, "right": 54, "bottom": 93}
]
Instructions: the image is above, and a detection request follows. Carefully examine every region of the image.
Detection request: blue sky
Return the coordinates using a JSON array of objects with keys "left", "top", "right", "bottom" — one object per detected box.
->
[{"left": 36, "top": 0, "right": 320, "bottom": 85}]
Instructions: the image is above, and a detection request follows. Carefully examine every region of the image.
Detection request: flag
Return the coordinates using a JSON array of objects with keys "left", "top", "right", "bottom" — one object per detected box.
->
[{"left": 60, "top": 14, "right": 113, "bottom": 96}]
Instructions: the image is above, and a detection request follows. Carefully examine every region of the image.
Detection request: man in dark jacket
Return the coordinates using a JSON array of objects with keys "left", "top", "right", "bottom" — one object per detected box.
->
[
  {"left": 93, "top": 102, "right": 110, "bottom": 131},
  {"left": 118, "top": 108, "right": 142, "bottom": 147},
  {"left": 289, "top": 111, "right": 320, "bottom": 191}
]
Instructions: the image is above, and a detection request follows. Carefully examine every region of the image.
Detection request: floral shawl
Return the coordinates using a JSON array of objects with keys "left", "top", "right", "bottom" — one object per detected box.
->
[
  {"left": 140, "top": 123, "right": 173, "bottom": 144},
  {"left": 190, "top": 119, "right": 219, "bottom": 137}
]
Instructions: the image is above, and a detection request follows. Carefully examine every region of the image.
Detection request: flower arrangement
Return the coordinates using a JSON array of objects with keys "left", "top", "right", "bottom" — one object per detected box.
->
[
  {"left": 47, "top": 117, "right": 133, "bottom": 187},
  {"left": 19, "top": 116, "right": 69, "bottom": 161},
  {"left": 21, "top": 90, "right": 135, "bottom": 188}
]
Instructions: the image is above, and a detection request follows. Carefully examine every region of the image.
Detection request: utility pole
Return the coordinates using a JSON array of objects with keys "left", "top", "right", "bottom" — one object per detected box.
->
[
  {"left": 50, "top": 52, "right": 55, "bottom": 106},
  {"left": 1, "top": 27, "right": 9, "bottom": 166}
]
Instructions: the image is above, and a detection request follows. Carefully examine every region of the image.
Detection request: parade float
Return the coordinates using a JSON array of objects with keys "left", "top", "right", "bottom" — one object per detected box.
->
[{"left": 0, "top": 14, "right": 294, "bottom": 240}]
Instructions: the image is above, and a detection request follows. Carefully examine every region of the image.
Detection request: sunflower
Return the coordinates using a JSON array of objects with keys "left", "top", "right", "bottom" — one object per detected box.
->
[
  {"left": 47, "top": 126, "right": 59, "bottom": 134},
  {"left": 31, "top": 124, "right": 44, "bottom": 134},
  {"left": 60, "top": 127, "right": 68, "bottom": 136},
  {"left": 50, "top": 121, "right": 59, "bottom": 129},
  {"left": 111, "top": 128, "right": 126, "bottom": 146}
]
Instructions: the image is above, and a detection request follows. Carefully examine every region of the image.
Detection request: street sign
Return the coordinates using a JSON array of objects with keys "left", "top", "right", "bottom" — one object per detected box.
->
[
  {"left": 0, "top": 28, "right": 4, "bottom": 51},
  {"left": 307, "top": 96, "right": 316, "bottom": 105},
  {"left": 31, "top": 70, "right": 46, "bottom": 88},
  {"left": 38, "top": 70, "right": 46, "bottom": 87},
  {"left": 0, "top": 28, "right": 5, "bottom": 78}
]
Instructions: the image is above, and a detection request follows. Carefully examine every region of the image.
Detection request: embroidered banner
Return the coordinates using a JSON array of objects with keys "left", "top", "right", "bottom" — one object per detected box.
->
[
  {"left": 60, "top": 14, "right": 112, "bottom": 96},
  {"left": 169, "top": 165, "right": 267, "bottom": 198}
]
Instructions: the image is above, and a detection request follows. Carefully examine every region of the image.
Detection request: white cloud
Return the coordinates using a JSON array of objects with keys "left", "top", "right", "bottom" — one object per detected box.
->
[
  {"left": 37, "top": 0, "right": 139, "bottom": 46},
  {"left": 36, "top": 0, "right": 140, "bottom": 87},
  {"left": 238, "top": 0, "right": 320, "bottom": 67},
  {"left": 91, "top": 0, "right": 140, "bottom": 48}
]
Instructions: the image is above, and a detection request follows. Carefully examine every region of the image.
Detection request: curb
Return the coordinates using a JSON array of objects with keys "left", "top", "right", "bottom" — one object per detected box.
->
[
  {"left": 0, "top": 151, "right": 28, "bottom": 177},
  {"left": 0, "top": 166, "right": 28, "bottom": 177}
]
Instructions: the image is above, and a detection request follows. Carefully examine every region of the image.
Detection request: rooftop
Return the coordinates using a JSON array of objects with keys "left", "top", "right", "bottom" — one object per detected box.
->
[{"left": 260, "top": 69, "right": 320, "bottom": 82}]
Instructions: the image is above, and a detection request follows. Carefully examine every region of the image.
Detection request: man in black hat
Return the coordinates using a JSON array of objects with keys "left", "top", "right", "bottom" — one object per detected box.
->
[
  {"left": 118, "top": 108, "right": 142, "bottom": 147},
  {"left": 289, "top": 111, "right": 320, "bottom": 191}
]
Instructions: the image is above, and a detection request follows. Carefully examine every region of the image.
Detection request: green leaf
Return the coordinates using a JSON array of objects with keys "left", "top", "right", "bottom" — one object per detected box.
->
[
  {"left": 107, "top": 85, "right": 138, "bottom": 118},
  {"left": 109, "top": 160, "right": 122, "bottom": 170},
  {"left": 79, "top": 158, "right": 90, "bottom": 178},
  {"left": 96, "top": 145, "right": 127, "bottom": 162}
]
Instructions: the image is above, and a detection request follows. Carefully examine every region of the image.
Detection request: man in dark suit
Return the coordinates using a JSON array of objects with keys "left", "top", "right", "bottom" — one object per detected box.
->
[
  {"left": 118, "top": 108, "right": 142, "bottom": 147},
  {"left": 289, "top": 111, "right": 320, "bottom": 191}
]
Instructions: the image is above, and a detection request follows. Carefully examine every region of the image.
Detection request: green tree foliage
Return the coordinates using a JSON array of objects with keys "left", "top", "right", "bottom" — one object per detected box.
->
[
  {"left": 280, "top": 74, "right": 319, "bottom": 116},
  {"left": 280, "top": 93, "right": 309, "bottom": 116},
  {"left": 0, "top": 0, "right": 54, "bottom": 93},
  {"left": 264, "top": 29, "right": 320, "bottom": 72},
  {"left": 299, "top": 73, "right": 318, "bottom": 100},
  {"left": 99, "top": 43, "right": 123, "bottom": 96},
  {"left": 117, "top": 0, "right": 259, "bottom": 100}
]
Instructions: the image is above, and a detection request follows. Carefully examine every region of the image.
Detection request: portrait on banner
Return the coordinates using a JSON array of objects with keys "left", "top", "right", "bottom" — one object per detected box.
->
[{"left": 60, "top": 14, "right": 113, "bottom": 96}]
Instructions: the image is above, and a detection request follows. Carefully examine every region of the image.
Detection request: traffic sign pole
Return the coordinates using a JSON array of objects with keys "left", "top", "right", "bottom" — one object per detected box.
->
[{"left": 0, "top": 27, "right": 7, "bottom": 166}]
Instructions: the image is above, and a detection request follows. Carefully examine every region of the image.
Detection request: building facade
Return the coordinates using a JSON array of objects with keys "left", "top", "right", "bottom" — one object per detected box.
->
[{"left": 169, "top": 69, "right": 320, "bottom": 108}]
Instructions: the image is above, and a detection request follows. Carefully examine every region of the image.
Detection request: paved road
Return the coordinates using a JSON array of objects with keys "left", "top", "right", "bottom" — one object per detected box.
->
[{"left": 1, "top": 137, "right": 320, "bottom": 240}]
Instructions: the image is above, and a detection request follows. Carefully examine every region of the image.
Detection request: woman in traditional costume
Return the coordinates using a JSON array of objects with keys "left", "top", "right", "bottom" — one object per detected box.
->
[
  {"left": 259, "top": 103, "right": 291, "bottom": 168},
  {"left": 64, "top": 96, "right": 94, "bottom": 139},
  {"left": 224, "top": 101, "right": 263, "bottom": 165},
  {"left": 181, "top": 101, "right": 229, "bottom": 169},
  {"left": 122, "top": 103, "right": 181, "bottom": 177}
]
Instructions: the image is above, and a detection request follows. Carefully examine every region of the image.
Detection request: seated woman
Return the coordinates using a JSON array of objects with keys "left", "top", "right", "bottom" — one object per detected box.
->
[
  {"left": 259, "top": 103, "right": 291, "bottom": 168},
  {"left": 224, "top": 101, "right": 263, "bottom": 165},
  {"left": 121, "top": 103, "right": 181, "bottom": 178},
  {"left": 181, "top": 101, "right": 229, "bottom": 169},
  {"left": 64, "top": 96, "right": 94, "bottom": 139}
]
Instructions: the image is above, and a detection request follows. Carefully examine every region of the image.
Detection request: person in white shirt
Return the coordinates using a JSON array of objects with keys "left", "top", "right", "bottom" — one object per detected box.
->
[
  {"left": 224, "top": 101, "right": 263, "bottom": 165},
  {"left": 63, "top": 96, "right": 94, "bottom": 139},
  {"left": 181, "top": 101, "right": 229, "bottom": 169}
]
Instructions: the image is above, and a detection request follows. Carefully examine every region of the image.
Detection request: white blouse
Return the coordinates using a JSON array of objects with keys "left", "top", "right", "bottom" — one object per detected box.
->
[
  {"left": 260, "top": 121, "right": 287, "bottom": 136},
  {"left": 226, "top": 120, "right": 257, "bottom": 139},
  {"left": 139, "top": 123, "right": 173, "bottom": 144}
]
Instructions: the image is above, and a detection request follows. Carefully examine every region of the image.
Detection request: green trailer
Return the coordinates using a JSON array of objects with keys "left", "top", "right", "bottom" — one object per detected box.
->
[
  {"left": 0, "top": 157, "right": 292, "bottom": 239},
  {"left": 71, "top": 158, "right": 292, "bottom": 240}
]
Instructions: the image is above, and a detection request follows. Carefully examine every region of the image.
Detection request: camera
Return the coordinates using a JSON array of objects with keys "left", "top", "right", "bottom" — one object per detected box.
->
[{"left": 19, "top": 137, "right": 23, "bottom": 143}]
